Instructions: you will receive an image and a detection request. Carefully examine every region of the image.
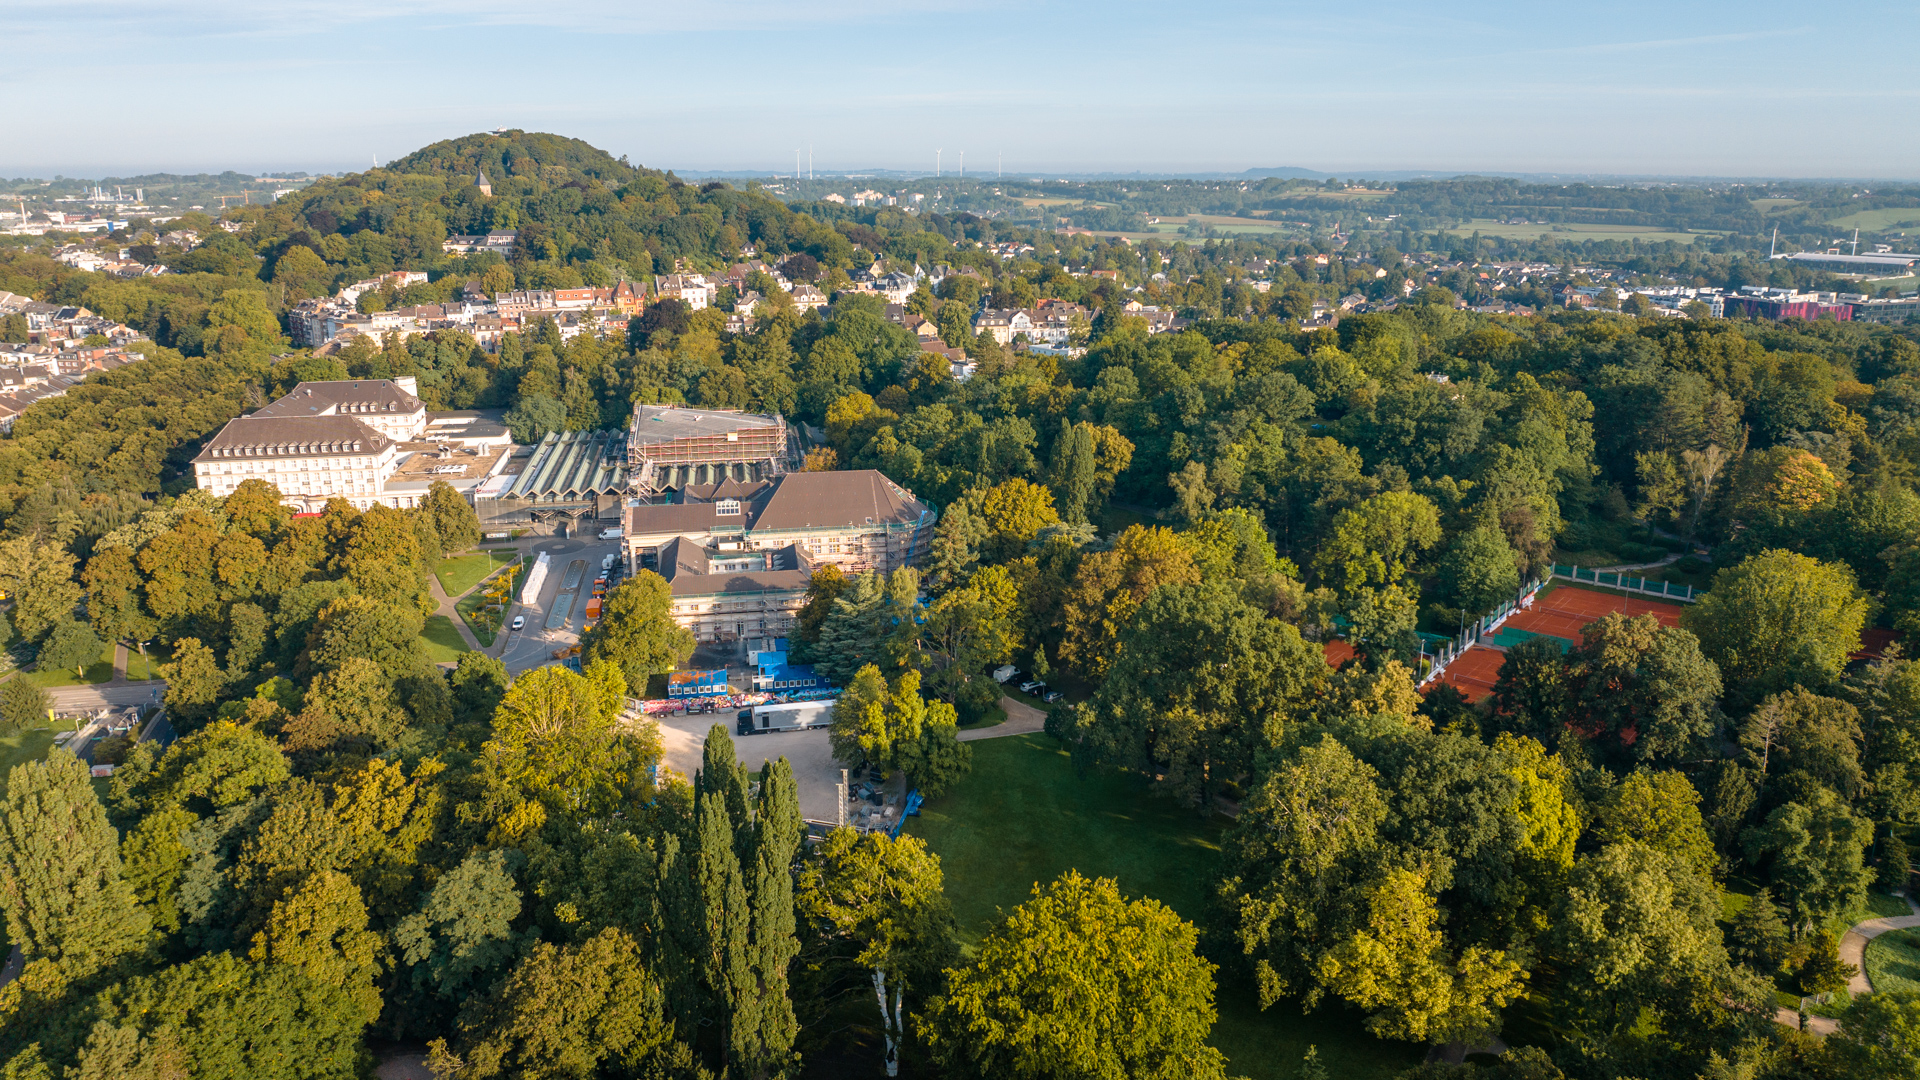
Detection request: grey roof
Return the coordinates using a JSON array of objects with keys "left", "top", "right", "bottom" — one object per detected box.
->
[
  {"left": 656, "top": 536, "right": 813, "bottom": 597},
  {"left": 630, "top": 404, "right": 782, "bottom": 448},
  {"left": 752, "top": 471, "right": 929, "bottom": 531},
  {"left": 503, "top": 429, "right": 629, "bottom": 499},
  {"left": 626, "top": 471, "right": 928, "bottom": 537},
  {"left": 195, "top": 415, "right": 392, "bottom": 462},
  {"left": 255, "top": 379, "right": 423, "bottom": 420}
]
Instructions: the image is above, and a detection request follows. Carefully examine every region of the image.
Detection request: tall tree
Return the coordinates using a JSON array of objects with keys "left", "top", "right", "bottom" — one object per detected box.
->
[
  {"left": 248, "top": 869, "right": 384, "bottom": 1024},
  {"left": 447, "top": 928, "right": 679, "bottom": 1080},
  {"left": 581, "top": 570, "right": 695, "bottom": 692},
  {"left": 0, "top": 754, "right": 152, "bottom": 984},
  {"left": 421, "top": 479, "right": 481, "bottom": 555},
  {"left": 1682, "top": 549, "right": 1868, "bottom": 706},
  {"left": 0, "top": 537, "right": 82, "bottom": 643},
  {"left": 743, "top": 758, "right": 802, "bottom": 1078},
  {"left": 694, "top": 786, "right": 755, "bottom": 1075},
  {"left": 925, "top": 871, "right": 1230, "bottom": 1080},
  {"left": 393, "top": 849, "right": 524, "bottom": 1003},
  {"left": 1742, "top": 786, "right": 1876, "bottom": 931}
]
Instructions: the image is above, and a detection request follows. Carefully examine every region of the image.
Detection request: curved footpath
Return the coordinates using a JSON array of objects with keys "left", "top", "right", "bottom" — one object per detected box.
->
[{"left": 1776, "top": 892, "right": 1920, "bottom": 1035}]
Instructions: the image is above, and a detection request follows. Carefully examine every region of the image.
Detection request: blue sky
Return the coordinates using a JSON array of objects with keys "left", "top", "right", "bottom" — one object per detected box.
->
[{"left": 7, "top": 0, "right": 1918, "bottom": 178}]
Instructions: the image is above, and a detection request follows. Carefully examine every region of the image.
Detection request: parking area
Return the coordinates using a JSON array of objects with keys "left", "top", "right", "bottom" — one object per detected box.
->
[{"left": 655, "top": 712, "right": 847, "bottom": 821}]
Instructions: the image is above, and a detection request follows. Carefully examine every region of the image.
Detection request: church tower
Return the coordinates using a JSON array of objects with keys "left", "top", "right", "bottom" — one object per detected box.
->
[{"left": 474, "top": 169, "right": 493, "bottom": 197}]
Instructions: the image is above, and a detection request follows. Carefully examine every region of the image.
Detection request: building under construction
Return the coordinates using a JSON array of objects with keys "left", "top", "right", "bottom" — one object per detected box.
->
[{"left": 628, "top": 405, "right": 794, "bottom": 500}]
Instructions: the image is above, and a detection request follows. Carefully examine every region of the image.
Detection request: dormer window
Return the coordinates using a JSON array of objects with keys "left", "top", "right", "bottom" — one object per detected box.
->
[{"left": 716, "top": 499, "right": 741, "bottom": 516}]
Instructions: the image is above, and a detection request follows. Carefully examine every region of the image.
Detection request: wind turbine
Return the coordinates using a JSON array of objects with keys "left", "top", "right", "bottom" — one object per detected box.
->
[
  {"left": 936, "top": 150, "right": 941, "bottom": 178},
  {"left": 959, "top": 151, "right": 964, "bottom": 178}
]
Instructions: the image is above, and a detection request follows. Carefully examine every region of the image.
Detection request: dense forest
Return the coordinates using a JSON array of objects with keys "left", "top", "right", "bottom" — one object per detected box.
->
[{"left": 2, "top": 134, "right": 1920, "bottom": 1079}]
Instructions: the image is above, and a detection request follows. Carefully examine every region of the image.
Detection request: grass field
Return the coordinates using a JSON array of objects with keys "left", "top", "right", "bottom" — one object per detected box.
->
[
  {"left": 905, "top": 733, "right": 1422, "bottom": 1080},
  {"left": 1751, "top": 198, "right": 1806, "bottom": 212},
  {"left": 1823, "top": 207, "right": 1920, "bottom": 232},
  {"left": 0, "top": 725, "right": 59, "bottom": 791},
  {"left": 27, "top": 643, "right": 117, "bottom": 687},
  {"left": 434, "top": 550, "right": 519, "bottom": 598},
  {"left": 1445, "top": 218, "right": 1718, "bottom": 244},
  {"left": 124, "top": 641, "right": 171, "bottom": 681},
  {"left": 420, "top": 616, "right": 470, "bottom": 663},
  {"left": 1866, "top": 927, "right": 1920, "bottom": 995}
]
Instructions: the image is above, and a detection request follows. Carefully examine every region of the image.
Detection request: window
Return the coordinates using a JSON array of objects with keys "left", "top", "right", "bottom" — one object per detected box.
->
[{"left": 716, "top": 499, "right": 741, "bottom": 516}]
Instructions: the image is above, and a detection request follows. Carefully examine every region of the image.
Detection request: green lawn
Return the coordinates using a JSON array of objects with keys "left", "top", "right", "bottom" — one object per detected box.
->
[
  {"left": 1823, "top": 207, "right": 1920, "bottom": 232},
  {"left": 124, "top": 641, "right": 171, "bottom": 681},
  {"left": 0, "top": 725, "right": 59, "bottom": 790},
  {"left": 456, "top": 588, "right": 506, "bottom": 647},
  {"left": 905, "top": 733, "right": 1422, "bottom": 1080},
  {"left": 420, "top": 615, "right": 469, "bottom": 664},
  {"left": 27, "top": 643, "right": 117, "bottom": 687},
  {"left": 434, "top": 550, "right": 519, "bottom": 598},
  {"left": 1866, "top": 927, "right": 1920, "bottom": 995}
]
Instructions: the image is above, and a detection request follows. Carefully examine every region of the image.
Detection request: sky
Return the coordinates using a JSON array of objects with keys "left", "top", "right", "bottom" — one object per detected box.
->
[{"left": 6, "top": 0, "right": 1919, "bottom": 179}]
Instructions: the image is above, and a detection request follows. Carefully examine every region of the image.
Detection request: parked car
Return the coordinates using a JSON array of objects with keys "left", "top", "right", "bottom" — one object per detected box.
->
[
  {"left": 1019, "top": 680, "right": 1046, "bottom": 695},
  {"left": 1043, "top": 690, "right": 1064, "bottom": 704},
  {"left": 510, "top": 615, "right": 525, "bottom": 631}
]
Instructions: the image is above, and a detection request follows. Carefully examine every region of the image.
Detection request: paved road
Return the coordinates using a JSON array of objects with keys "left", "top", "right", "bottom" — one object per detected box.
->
[
  {"left": 1842, "top": 895, "right": 1920, "bottom": 994},
  {"left": 46, "top": 682, "right": 166, "bottom": 713},
  {"left": 497, "top": 537, "right": 624, "bottom": 674}
]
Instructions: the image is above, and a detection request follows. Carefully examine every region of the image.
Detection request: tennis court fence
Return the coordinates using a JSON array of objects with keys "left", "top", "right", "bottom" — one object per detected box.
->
[
  {"left": 1418, "top": 575, "right": 1547, "bottom": 688},
  {"left": 1550, "top": 564, "right": 1698, "bottom": 602}
]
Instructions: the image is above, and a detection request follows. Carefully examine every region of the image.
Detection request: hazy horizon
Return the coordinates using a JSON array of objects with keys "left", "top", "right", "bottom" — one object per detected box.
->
[{"left": 7, "top": 0, "right": 1918, "bottom": 179}]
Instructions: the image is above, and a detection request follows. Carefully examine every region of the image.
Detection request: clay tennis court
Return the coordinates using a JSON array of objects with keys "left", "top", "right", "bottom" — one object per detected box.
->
[
  {"left": 1429, "top": 645, "right": 1505, "bottom": 702},
  {"left": 1426, "top": 585, "right": 1688, "bottom": 702},
  {"left": 1502, "top": 585, "right": 1682, "bottom": 647}
]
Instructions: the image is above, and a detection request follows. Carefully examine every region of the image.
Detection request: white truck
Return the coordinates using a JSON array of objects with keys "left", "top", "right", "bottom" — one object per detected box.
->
[
  {"left": 992, "top": 664, "right": 1019, "bottom": 684},
  {"left": 736, "top": 699, "right": 836, "bottom": 735}
]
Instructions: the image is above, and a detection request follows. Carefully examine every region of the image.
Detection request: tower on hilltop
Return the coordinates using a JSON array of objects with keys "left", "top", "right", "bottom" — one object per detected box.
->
[{"left": 474, "top": 169, "right": 493, "bottom": 197}]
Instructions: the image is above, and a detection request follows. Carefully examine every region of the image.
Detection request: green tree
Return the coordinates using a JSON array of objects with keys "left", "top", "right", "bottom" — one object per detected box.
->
[
  {"left": 0, "top": 536, "right": 82, "bottom": 643},
  {"left": 796, "top": 828, "right": 958, "bottom": 1061},
  {"left": 504, "top": 395, "right": 565, "bottom": 443},
  {"left": 1312, "top": 491, "right": 1441, "bottom": 595},
  {"left": 1076, "top": 582, "right": 1325, "bottom": 809},
  {"left": 302, "top": 594, "right": 424, "bottom": 681},
  {"left": 1490, "top": 636, "right": 1566, "bottom": 745},
  {"left": 1564, "top": 613, "right": 1722, "bottom": 766},
  {"left": 1549, "top": 843, "right": 1730, "bottom": 1038},
  {"left": 449, "top": 928, "right": 678, "bottom": 1080},
  {"left": 1742, "top": 786, "right": 1875, "bottom": 930},
  {"left": 1590, "top": 769, "right": 1719, "bottom": 880},
  {"left": 484, "top": 661, "right": 651, "bottom": 813},
  {"left": 1741, "top": 687, "right": 1867, "bottom": 800},
  {"left": 248, "top": 869, "right": 384, "bottom": 1024},
  {"left": 0, "top": 754, "right": 152, "bottom": 984},
  {"left": 1727, "top": 887, "right": 1792, "bottom": 974},
  {"left": 693, "top": 784, "right": 756, "bottom": 1075},
  {"left": 1682, "top": 549, "right": 1868, "bottom": 706},
  {"left": 81, "top": 951, "right": 367, "bottom": 1079},
  {"left": 38, "top": 620, "right": 102, "bottom": 678},
  {"left": 421, "top": 479, "right": 481, "bottom": 554},
  {"left": 394, "top": 849, "right": 524, "bottom": 1002},
  {"left": 1827, "top": 990, "right": 1920, "bottom": 1080},
  {"left": 271, "top": 244, "right": 332, "bottom": 302},
  {"left": 928, "top": 871, "right": 1229, "bottom": 1080},
  {"left": 743, "top": 757, "right": 803, "bottom": 1077},
  {"left": 1217, "top": 736, "right": 1390, "bottom": 1008},
  {"left": 1315, "top": 865, "right": 1528, "bottom": 1044},
  {"left": 0, "top": 677, "right": 52, "bottom": 732},
  {"left": 1047, "top": 419, "right": 1098, "bottom": 525},
  {"left": 580, "top": 571, "right": 694, "bottom": 692},
  {"left": 1438, "top": 523, "right": 1522, "bottom": 613}
]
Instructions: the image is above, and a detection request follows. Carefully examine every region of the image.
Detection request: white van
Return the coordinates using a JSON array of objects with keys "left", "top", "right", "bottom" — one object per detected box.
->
[{"left": 598, "top": 526, "right": 623, "bottom": 541}]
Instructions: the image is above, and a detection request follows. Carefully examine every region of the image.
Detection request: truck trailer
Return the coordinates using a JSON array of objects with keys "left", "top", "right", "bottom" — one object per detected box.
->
[{"left": 737, "top": 699, "right": 836, "bottom": 735}]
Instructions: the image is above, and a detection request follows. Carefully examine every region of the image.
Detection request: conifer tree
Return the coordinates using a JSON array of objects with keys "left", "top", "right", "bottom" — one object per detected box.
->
[
  {"left": 744, "top": 758, "right": 803, "bottom": 1077},
  {"left": 1728, "top": 886, "right": 1792, "bottom": 974},
  {"left": 695, "top": 787, "right": 756, "bottom": 1074},
  {"left": 0, "top": 754, "right": 150, "bottom": 984}
]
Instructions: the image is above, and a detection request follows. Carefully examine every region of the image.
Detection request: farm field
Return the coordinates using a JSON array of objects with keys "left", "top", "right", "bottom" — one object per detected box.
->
[
  {"left": 906, "top": 732, "right": 1422, "bottom": 1080},
  {"left": 1750, "top": 198, "right": 1805, "bottom": 211},
  {"left": 1445, "top": 218, "right": 1718, "bottom": 244},
  {"left": 1822, "top": 207, "right": 1920, "bottom": 232}
]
